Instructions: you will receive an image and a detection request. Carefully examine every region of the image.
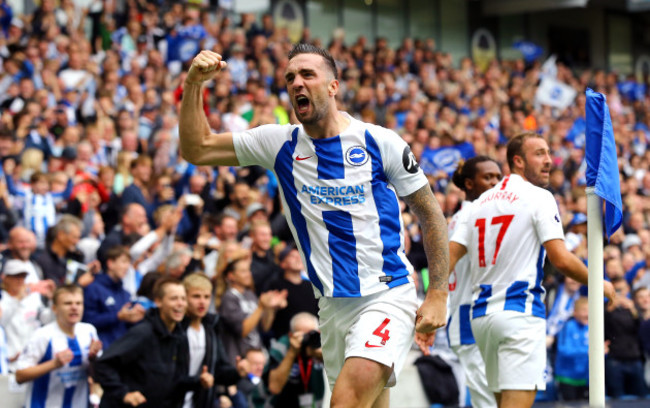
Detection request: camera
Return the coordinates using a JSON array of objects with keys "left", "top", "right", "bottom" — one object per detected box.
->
[{"left": 301, "top": 330, "right": 321, "bottom": 350}]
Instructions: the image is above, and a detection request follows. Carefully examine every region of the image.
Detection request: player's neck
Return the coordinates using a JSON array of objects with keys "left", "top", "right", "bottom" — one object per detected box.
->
[
  {"left": 303, "top": 110, "right": 350, "bottom": 140},
  {"left": 57, "top": 320, "right": 76, "bottom": 337}
]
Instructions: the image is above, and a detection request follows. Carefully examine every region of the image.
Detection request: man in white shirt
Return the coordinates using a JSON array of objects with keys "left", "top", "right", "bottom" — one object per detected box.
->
[{"left": 0, "top": 259, "right": 54, "bottom": 371}]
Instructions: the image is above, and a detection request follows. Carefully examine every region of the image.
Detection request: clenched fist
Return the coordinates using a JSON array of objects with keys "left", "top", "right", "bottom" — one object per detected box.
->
[{"left": 186, "top": 50, "right": 228, "bottom": 85}]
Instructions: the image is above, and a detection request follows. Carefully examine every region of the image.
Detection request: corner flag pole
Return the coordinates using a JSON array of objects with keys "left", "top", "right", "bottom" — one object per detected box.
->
[
  {"left": 584, "top": 88, "right": 623, "bottom": 408},
  {"left": 586, "top": 187, "right": 605, "bottom": 407}
]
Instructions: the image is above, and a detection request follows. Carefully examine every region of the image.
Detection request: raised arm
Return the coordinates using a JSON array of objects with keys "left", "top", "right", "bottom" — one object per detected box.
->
[
  {"left": 402, "top": 184, "right": 449, "bottom": 337},
  {"left": 179, "top": 50, "right": 239, "bottom": 167}
]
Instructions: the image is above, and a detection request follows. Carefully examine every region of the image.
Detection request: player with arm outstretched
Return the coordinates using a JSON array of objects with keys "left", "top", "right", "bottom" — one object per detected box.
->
[{"left": 179, "top": 45, "right": 449, "bottom": 408}]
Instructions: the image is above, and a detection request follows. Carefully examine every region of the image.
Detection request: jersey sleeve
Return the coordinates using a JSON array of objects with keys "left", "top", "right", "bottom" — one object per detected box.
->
[
  {"left": 232, "top": 124, "right": 292, "bottom": 169},
  {"left": 374, "top": 126, "right": 428, "bottom": 197},
  {"left": 533, "top": 190, "right": 565, "bottom": 244},
  {"left": 15, "top": 327, "right": 49, "bottom": 370},
  {"left": 450, "top": 203, "right": 473, "bottom": 247}
]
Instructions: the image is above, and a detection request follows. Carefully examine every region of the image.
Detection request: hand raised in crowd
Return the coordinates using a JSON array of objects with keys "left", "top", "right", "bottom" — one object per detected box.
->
[
  {"left": 199, "top": 365, "right": 214, "bottom": 389},
  {"left": 123, "top": 391, "right": 147, "bottom": 407},
  {"left": 117, "top": 303, "right": 146, "bottom": 323},
  {"left": 235, "top": 355, "right": 250, "bottom": 378},
  {"left": 54, "top": 348, "right": 74, "bottom": 368},
  {"left": 259, "top": 289, "right": 288, "bottom": 310},
  {"left": 186, "top": 50, "right": 227, "bottom": 85},
  {"left": 28, "top": 279, "right": 56, "bottom": 299},
  {"left": 89, "top": 338, "right": 103, "bottom": 360}
]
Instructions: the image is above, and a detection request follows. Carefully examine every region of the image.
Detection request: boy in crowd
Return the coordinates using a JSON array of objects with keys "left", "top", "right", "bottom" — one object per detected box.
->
[
  {"left": 83, "top": 246, "right": 145, "bottom": 347},
  {"left": 15, "top": 285, "right": 102, "bottom": 407},
  {"left": 182, "top": 273, "right": 247, "bottom": 408}
]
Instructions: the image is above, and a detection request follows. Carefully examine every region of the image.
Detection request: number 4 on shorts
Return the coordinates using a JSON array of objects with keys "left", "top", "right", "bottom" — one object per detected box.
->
[{"left": 372, "top": 318, "right": 391, "bottom": 345}]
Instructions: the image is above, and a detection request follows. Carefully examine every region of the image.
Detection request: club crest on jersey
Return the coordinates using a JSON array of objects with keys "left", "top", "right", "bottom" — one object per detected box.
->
[{"left": 346, "top": 146, "right": 369, "bottom": 166}]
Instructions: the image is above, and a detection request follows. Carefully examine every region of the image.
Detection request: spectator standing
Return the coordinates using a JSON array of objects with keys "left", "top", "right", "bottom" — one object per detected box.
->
[
  {"left": 219, "top": 257, "right": 287, "bottom": 365},
  {"left": 554, "top": 297, "right": 590, "bottom": 401},
  {"left": 2, "top": 226, "right": 56, "bottom": 295},
  {"left": 181, "top": 273, "right": 247, "bottom": 408},
  {"left": 120, "top": 155, "right": 154, "bottom": 217},
  {"left": 248, "top": 219, "right": 281, "bottom": 295},
  {"left": 15, "top": 285, "right": 102, "bottom": 407},
  {"left": 0, "top": 259, "right": 53, "bottom": 371},
  {"left": 97, "top": 203, "right": 147, "bottom": 266},
  {"left": 604, "top": 277, "right": 647, "bottom": 398},
  {"left": 83, "top": 246, "right": 145, "bottom": 348},
  {"left": 33, "top": 215, "right": 96, "bottom": 287},
  {"left": 264, "top": 245, "right": 318, "bottom": 339},
  {"left": 94, "top": 277, "right": 192, "bottom": 408}
]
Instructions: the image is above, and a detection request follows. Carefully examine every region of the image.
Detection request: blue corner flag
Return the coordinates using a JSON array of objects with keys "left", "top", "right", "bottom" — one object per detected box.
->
[{"left": 585, "top": 88, "right": 623, "bottom": 238}]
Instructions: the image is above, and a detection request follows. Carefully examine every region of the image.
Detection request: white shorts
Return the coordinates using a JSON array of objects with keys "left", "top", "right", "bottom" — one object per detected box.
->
[
  {"left": 471, "top": 311, "right": 546, "bottom": 392},
  {"left": 318, "top": 283, "right": 418, "bottom": 389},
  {"left": 451, "top": 344, "right": 497, "bottom": 408}
]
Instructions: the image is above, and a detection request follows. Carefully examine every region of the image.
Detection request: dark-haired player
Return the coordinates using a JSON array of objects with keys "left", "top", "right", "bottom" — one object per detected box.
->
[
  {"left": 448, "top": 156, "right": 501, "bottom": 408},
  {"left": 179, "top": 44, "right": 449, "bottom": 407}
]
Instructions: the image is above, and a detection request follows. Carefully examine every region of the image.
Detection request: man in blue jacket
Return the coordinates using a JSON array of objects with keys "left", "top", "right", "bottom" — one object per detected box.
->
[
  {"left": 554, "top": 297, "right": 589, "bottom": 401},
  {"left": 83, "top": 246, "right": 145, "bottom": 347}
]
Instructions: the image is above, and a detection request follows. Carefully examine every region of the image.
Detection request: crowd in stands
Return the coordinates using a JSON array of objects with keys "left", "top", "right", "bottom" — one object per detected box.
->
[{"left": 0, "top": 0, "right": 649, "bottom": 406}]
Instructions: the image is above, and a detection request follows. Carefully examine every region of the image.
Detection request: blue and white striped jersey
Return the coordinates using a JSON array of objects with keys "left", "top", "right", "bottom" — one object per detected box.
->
[
  {"left": 16, "top": 321, "right": 98, "bottom": 408},
  {"left": 233, "top": 114, "right": 428, "bottom": 298},
  {"left": 450, "top": 174, "right": 564, "bottom": 319},
  {"left": 447, "top": 201, "right": 475, "bottom": 346}
]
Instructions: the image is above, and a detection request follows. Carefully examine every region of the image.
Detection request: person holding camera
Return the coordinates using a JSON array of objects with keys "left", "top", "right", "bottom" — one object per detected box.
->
[{"left": 267, "top": 312, "right": 325, "bottom": 408}]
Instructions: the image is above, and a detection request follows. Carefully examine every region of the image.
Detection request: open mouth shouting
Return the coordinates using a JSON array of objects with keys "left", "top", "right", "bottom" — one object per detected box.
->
[{"left": 295, "top": 94, "right": 310, "bottom": 115}]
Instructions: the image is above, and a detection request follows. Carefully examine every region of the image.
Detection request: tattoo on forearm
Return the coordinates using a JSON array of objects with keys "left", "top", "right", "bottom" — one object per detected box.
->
[{"left": 404, "top": 185, "right": 450, "bottom": 292}]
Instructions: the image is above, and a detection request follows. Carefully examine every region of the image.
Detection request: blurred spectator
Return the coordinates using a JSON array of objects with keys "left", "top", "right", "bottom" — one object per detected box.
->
[
  {"left": 83, "top": 246, "right": 144, "bottom": 348},
  {"left": 218, "top": 257, "right": 286, "bottom": 365},
  {"left": 15, "top": 285, "right": 102, "bottom": 407},
  {"left": 3, "top": 168, "right": 72, "bottom": 248},
  {"left": 546, "top": 276, "right": 582, "bottom": 346},
  {"left": 121, "top": 155, "right": 154, "bottom": 216},
  {"left": 223, "top": 181, "right": 252, "bottom": 230},
  {"left": 2, "top": 226, "right": 56, "bottom": 295},
  {"left": 33, "top": 214, "right": 97, "bottom": 287},
  {"left": 97, "top": 203, "right": 147, "bottom": 266},
  {"left": 266, "top": 312, "right": 325, "bottom": 407},
  {"left": 554, "top": 297, "right": 589, "bottom": 401},
  {"left": 0, "top": 259, "right": 53, "bottom": 371},
  {"left": 264, "top": 244, "right": 318, "bottom": 339},
  {"left": 248, "top": 219, "right": 280, "bottom": 295},
  {"left": 604, "top": 277, "right": 647, "bottom": 398}
]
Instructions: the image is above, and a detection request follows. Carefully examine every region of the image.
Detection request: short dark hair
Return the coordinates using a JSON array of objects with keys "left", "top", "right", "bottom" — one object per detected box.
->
[
  {"left": 506, "top": 132, "right": 543, "bottom": 170},
  {"left": 106, "top": 245, "right": 131, "bottom": 262},
  {"left": 152, "top": 276, "right": 182, "bottom": 300},
  {"left": 288, "top": 43, "right": 338, "bottom": 80},
  {"left": 451, "top": 156, "right": 498, "bottom": 193}
]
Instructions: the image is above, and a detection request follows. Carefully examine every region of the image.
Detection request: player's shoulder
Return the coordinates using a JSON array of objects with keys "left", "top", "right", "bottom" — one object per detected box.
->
[
  {"left": 250, "top": 123, "right": 297, "bottom": 137},
  {"left": 75, "top": 322, "right": 98, "bottom": 335},
  {"left": 32, "top": 321, "right": 58, "bottom": 340},
  {"left": 356, "top": 118, "right": 401, "bottom": 141}
]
